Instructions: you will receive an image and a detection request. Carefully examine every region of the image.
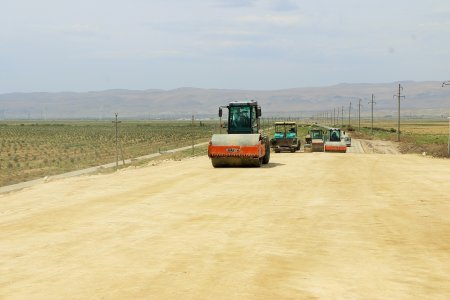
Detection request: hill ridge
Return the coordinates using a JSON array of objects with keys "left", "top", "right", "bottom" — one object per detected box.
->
[{"left": 0, "top": 81, "right": 448, "bottom": 119}]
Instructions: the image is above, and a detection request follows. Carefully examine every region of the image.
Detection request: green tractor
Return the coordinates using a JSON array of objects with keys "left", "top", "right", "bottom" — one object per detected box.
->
[{"left": 270, "top": 122, "right": 301, "bottom": 153}]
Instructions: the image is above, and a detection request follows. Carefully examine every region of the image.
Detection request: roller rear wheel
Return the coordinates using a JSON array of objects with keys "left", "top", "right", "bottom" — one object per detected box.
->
[{"left": 262, "top": 142, "right": 270, "bottom": 164}]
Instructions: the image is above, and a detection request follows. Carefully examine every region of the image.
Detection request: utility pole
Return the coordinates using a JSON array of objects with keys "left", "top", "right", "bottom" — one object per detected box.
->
[
  {"left": 368, "top": 94, "right": 376, "bottom": 135},
  {"left": 442, "top": 81, "right": 450, "bottom": 156},
  {"left": 337, "top": 107, "right": 339, "bottom": 126},
  {"left": 336, "top": 107, "right": 338, "bottom": 126},
  {"left": 112, "top": 113, "right": 121, "bottom": 169},
  {"left": 358, "top": 98, "right": 362, "bottom": 131},
  {"left": 191, "top": 114, "right": 195, "bottom": 155},
  {"left": 338, "top": 107, "right": 341, "bottom": 126},
  {"left": 393, "top": 84, "right": 405, "bottom": 142},
  {"left": 341, "top": 105, "right": 344, "bottom": 127},
  {"left": 348, "top": 101, "right": 352, "bottom": 126},
  {"left": 333, "top": 108, "right": 336, "bottom": 126}
]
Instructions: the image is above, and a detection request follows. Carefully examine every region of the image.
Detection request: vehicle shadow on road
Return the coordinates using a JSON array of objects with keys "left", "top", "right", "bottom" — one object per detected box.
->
[{"left": 262, "top": 162, "right": 285, "bottom": 168}]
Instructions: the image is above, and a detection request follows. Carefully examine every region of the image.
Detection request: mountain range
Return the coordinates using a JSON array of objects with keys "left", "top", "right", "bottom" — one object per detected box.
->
[{"left": 0, "top": 81, "right": 449, "bottom": 119}]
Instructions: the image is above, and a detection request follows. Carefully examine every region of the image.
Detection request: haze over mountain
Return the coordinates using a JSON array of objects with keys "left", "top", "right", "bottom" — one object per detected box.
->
[{"left": 0, "top": 81, "right": 449, "bottom": 120}]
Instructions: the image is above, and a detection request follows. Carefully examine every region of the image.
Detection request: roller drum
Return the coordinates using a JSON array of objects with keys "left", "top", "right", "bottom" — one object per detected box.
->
[
  {"left": 208, "top": 134, "right": 265, "bottom": 167},
  {"left": 210, "top": 134, "right": 261, "bottom": 146},
  {"left": 211, "top": 157, "right": 262, "bottom": 168}
]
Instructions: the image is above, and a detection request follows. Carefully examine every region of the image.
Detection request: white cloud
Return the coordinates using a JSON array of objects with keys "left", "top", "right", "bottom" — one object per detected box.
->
[{"left": 237, "top": 14, "right": 305, "bottom": 26}]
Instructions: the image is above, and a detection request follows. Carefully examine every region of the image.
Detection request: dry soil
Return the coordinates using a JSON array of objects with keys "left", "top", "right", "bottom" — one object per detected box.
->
[{"left": 1, "top": 144, "right": 450, "bottom": 299}]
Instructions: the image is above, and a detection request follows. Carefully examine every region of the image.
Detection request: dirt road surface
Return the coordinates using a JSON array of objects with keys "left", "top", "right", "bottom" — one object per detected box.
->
[
  {"left": 359, "top": 139, "right": 400, "bottom": 154},
  {"left": 1, "top": 151, "right": 450, "bottom": 299}
]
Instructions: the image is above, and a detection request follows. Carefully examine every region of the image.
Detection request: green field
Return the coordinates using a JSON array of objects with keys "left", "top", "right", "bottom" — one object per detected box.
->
[
  {"left": 1, "top": 118, "right": 448, "bottom": 187},
  {"left": 0, "top": 120, "right": 218, "bottom": 187}
]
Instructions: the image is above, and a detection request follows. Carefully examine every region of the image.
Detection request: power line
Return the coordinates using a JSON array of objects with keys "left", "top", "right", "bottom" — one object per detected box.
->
[
  {"left": 358, "top": 98, "right": 362, "bottom": 131},
  {"left": 368, "top": 94, "right": 376, "bottom": 135},
  {"left": 112, "top": 113, "right": 121, "bottom": 169},
  {"left": 191, "top": 115, "right": 195, "bottom": 155},
  {"left": 393, "top": 84, "right": 405, "bottom": 142},
  {"left": 333, "top": 108, "right": 336, "bottom": 126},
  {"left": 442, "top": 81, "right": 450, "bottom": 156},
  {"left": 348, "top": 101, "right": 352, "bottom": 127}
]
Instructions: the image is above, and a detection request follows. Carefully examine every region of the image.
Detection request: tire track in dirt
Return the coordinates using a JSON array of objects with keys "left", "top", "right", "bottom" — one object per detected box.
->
[
  {"left": 359, "top": 139, "right": 400, "bottom": 154},
  {"left": 1, "top": 152, "right": 450, "bottom": 299}
]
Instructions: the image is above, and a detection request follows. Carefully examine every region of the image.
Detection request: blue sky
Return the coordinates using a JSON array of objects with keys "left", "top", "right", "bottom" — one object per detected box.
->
[{"left": 1, "top": 0, "right": 450, "bottom": 93}]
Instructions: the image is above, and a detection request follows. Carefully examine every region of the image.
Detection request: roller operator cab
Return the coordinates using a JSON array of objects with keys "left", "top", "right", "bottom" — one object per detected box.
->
[
  {"left": 208, "top": 101, "right": 270, "bottom": 167},
  {"left": 324, "top": 128, "right": 347, "bottom": 153},
  {"left": 221, "top": 101, "right": 261, "bottom": 134}
]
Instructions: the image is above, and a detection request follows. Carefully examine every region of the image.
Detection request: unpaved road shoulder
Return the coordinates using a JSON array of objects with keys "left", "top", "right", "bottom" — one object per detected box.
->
[
  {"left": 1, "top": 153, "right": 450, "bottom": 299},
  {"left": 359, "top": 139, "right": 400, "bottom": 154}
]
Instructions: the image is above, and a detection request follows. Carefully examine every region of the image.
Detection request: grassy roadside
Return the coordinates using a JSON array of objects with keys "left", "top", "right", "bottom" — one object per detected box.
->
[{"left": 343, "top": 120, "right": 449, "bottom": 157}]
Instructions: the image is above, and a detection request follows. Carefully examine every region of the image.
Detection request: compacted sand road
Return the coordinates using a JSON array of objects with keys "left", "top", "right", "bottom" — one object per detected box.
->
[{"left": 1, "top": 151, "right": 450, "bottom": 299}]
